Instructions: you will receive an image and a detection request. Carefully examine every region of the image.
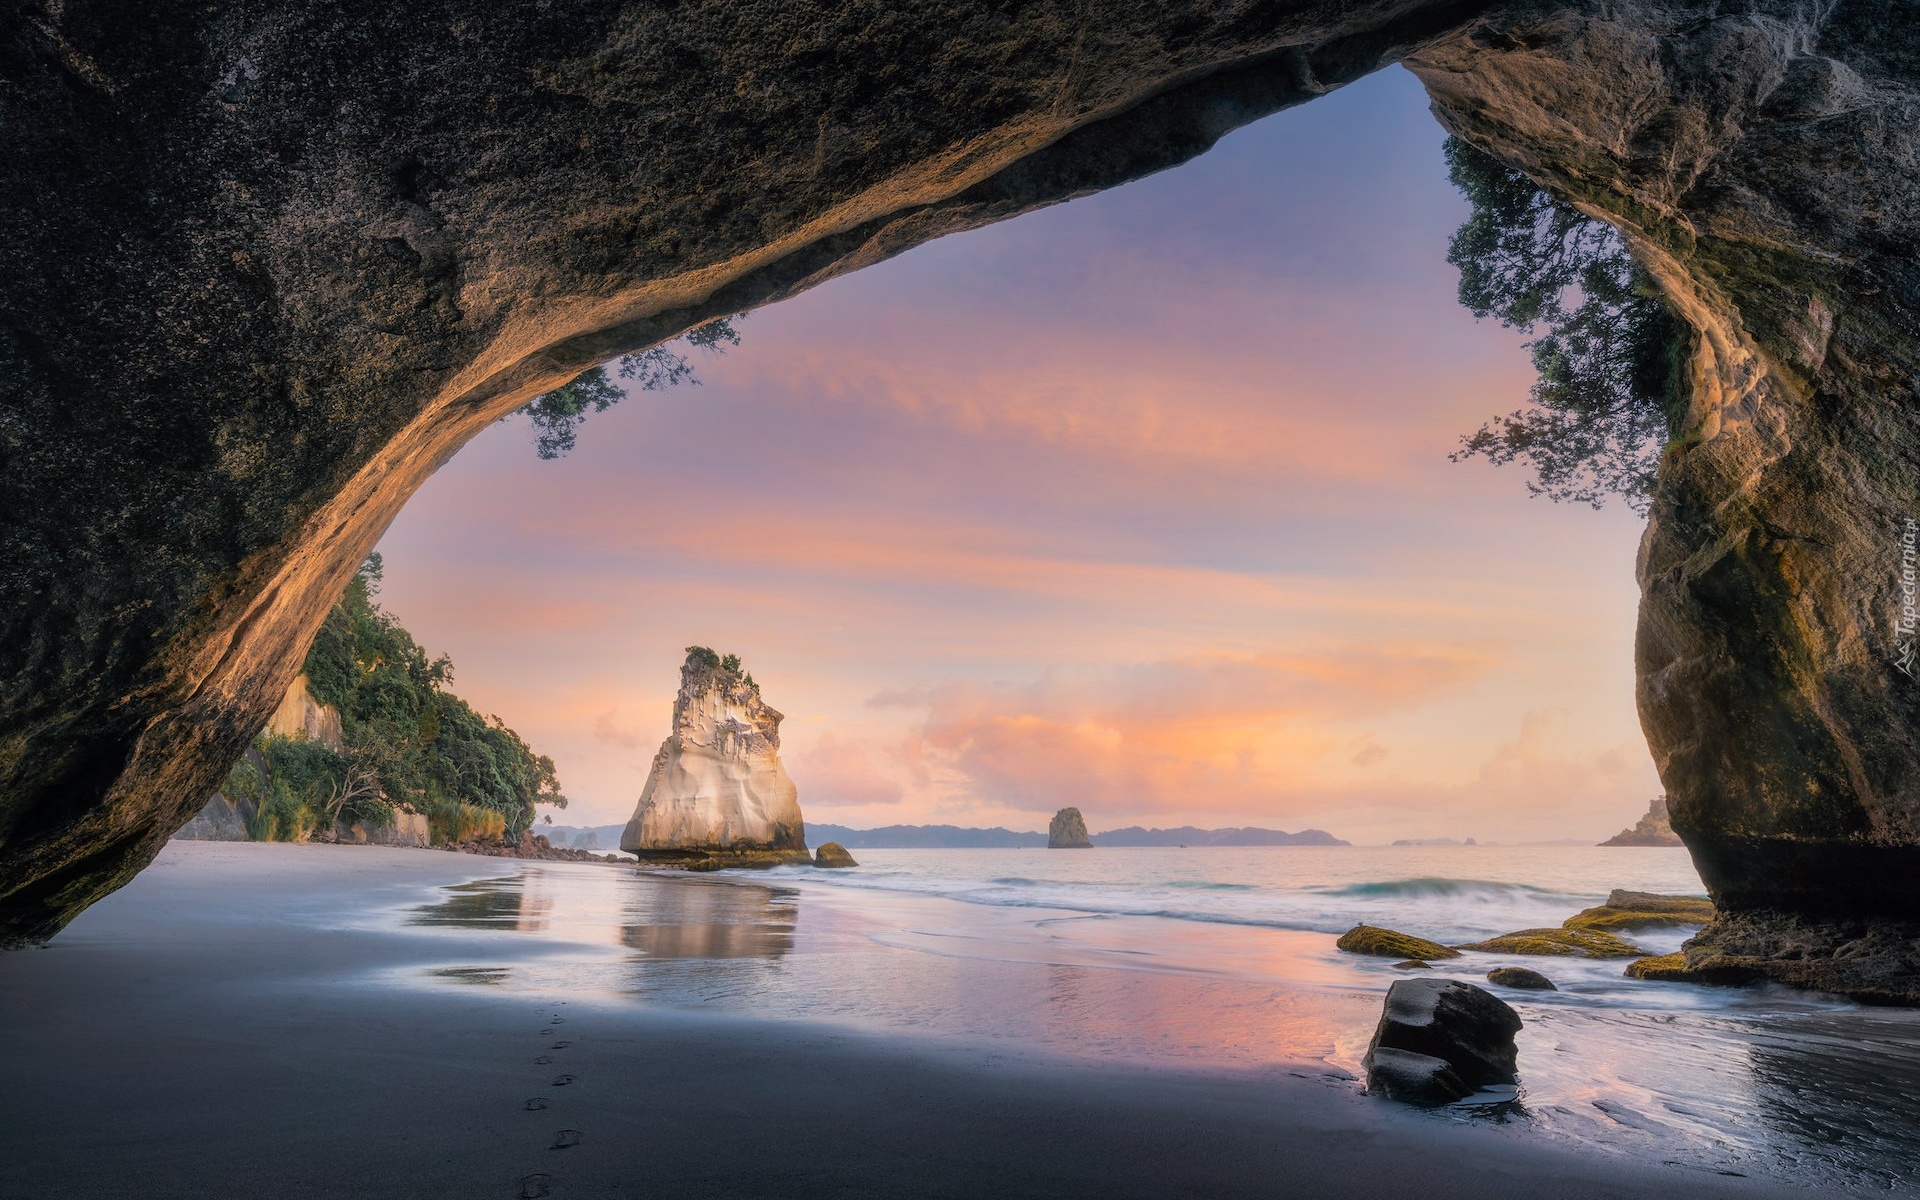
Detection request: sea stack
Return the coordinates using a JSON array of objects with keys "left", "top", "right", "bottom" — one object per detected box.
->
[
  {"left": 620, "top": 647, "right": 811, "bottom": 868},
  {"left": 1599, "top": 796, "right": 1683, "bottom": 847},
  {"left": 1048, "top": 807, "right": 1092, "bottom": 849}
]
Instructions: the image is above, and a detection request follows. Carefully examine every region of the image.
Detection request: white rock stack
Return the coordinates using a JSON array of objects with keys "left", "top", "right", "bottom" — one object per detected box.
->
[{"left": 621, "top": 648, "right": 809, "bottom": 864}]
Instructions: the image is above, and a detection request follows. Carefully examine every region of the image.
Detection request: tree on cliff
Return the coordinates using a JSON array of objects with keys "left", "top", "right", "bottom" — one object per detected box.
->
[
  {"left": 520, "top": 316, "right": 741, "bottom": 459},
  {"left": 1443, "top": 137, "right": 1690, "bottom": 513},
  {"left": 281, "top": 554, "right": 568, "bottom": 839}
]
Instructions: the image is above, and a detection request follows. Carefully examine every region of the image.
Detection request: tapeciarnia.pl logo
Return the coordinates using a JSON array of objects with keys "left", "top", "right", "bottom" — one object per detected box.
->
[{"left": 1898, "top": 518, "right": 1918, "bottom": 678}]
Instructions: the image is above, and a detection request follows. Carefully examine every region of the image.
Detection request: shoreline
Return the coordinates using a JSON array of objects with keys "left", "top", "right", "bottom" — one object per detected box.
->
[{"left": 0, "top": 842, "right": 1849, "bottom": 1197}]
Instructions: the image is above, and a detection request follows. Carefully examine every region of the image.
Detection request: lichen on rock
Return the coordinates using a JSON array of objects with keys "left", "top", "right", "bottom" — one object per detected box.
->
[
  {"left": 1456, "top": 928, "right": 1647, "bottom": 959},
  {"left": 1337, "top": 925, "right": 1461, "bottom": 961}
]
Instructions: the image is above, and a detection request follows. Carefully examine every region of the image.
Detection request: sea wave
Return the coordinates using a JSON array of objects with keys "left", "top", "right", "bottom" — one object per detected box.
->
[
  {"left": 1318, "top": 876, "right": 1583, "bottom": 902},
  {"left": 737, "top": 860, "right": 1601, "bottom": 942}
]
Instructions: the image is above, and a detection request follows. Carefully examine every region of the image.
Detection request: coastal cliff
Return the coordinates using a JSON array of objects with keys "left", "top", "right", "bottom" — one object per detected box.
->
[
  {"left": 1601, "top": 798, "right": 1681, "bottom": 848},
  {"left": 2, "top": 2, "right": 1920, "bottom": 1005},
  {"left": 621, "top": 650, "right": 807, "bottom": 866}
]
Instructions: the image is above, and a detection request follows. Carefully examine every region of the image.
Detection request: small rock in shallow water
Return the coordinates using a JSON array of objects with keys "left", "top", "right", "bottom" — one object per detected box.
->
[
  {"left": 813, "top": 842, "right": 858, "bottom": 868},
  {"left": 1364, "top": 977, "right": 1521, "bottom": 1105},
  {"left": 1392, "top": 959, "right": 1432, "bottom": 970},
  {"left": 1363, "top": 1047, "right": 1473, "bottom": 1106},
  {"left": 1337, "top": 924, "right": 1460, "bottom": 960},
  {"left": 1486, "top": 966, "right": 1556, "bottom": 990}
]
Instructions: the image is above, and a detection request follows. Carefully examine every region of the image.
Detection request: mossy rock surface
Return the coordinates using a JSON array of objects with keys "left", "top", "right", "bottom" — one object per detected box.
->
[
  {"left": 1456, "top": 927, "right": 1647, "bottom": 958},
  {"left": 1624, "top": 952, "right": 1690, "bottom": 980},
  {"left": 1625, "top": 952, "right": 1765, "bottom": 986},
  {"left": 1565, "top": 892, "right": 1715, "bottom": 933},
  {"left": 1392, "top": 959, "right": 1433, "bottom": 970},
  {"left": 1337, "top": 924, "right": 1460, "bottom": 960}
]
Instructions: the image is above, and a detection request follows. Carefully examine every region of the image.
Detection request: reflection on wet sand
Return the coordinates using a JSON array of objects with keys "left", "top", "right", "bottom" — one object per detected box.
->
[
  {"left": 398, "top": 865, "right": 1920, "bottom": 1189},
  {"left": 410, "top": 874, "right": 554, "bottom": 932},
  {"left": 619, "top": 878, "right": 797, "bottom": 961}
]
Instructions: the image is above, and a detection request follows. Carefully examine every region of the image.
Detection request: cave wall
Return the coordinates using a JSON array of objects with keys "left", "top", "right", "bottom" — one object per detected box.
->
[{"left": 4, "top": 1, "right": 1919, "bottom": 957}]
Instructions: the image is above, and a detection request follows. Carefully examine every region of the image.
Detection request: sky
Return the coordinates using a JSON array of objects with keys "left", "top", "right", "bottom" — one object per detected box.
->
[{"left": 374, "top": 65, "right": 1662, "bottom": 845}]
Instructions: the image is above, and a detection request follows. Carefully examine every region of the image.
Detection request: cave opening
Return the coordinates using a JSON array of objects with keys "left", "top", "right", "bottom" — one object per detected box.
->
[{"left": 364, "top": 65, "right": 1663, "bottom": 851}]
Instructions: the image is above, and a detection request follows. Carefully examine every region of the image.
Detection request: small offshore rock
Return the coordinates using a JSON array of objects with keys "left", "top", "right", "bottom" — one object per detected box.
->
[
  {"left": 1362, "top": 1047, "right": 1473, "bottom": 1106},
  {"left": 1364, "top": 978, "right": 1521, "bottom": 1106},
  {"left": 1457, "top": 927, "right": 1646, "bottom": 958},
  {"left": 813, "top": 842, "right": 858, "bottom": 868},
  {"left": 1486, "top": 966, "right": 1556, "bottom": 990},
  {"left": 1048, "top": 807, "right": 1092, "bottom": 849},
  {"left": 1393, "top": 959, "right": 1433, "bottom": 970},
  {"left": 1337, "top": 924, "right": 1461, "bottom": 960}
]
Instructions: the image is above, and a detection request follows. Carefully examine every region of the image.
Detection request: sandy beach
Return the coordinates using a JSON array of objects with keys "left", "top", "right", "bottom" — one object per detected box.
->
[{"left": 0, "top": 841, "right": 1818, "bottom": 1199}]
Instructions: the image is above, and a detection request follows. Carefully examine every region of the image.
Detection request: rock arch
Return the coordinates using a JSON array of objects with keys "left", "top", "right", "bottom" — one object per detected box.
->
[{"left": 4, "top": 3, "right": 1918, "bottom": 992}]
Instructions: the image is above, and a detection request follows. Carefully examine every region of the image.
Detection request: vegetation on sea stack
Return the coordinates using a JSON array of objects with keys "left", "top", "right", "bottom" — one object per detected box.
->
[{"left": 225, "top": 554, "right": 566, "bottom": 842}]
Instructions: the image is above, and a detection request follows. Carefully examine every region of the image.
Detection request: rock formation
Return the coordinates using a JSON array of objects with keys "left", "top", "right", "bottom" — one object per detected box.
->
[
  {"left": 1337, "top": 925, "right": 1460, "bottom": 961},
  {"left": 1600, "top": 797, "right": 1682, "bottom": 847},
  {"left": 1485, "top": 966, "right": 1556, "bottom": 991},
  {"left": 4, "top": 5, "right": 1920, "bottom": 998},
  {"left": 1364, "top": 978, "right": 1522, "bottom": 1106},
  {"left": 813, "top": 842, "right": 858, "bottom": 869},
  {"left": 1047, "top": 808, "right": 1091, "bottom": 849},
  {"left": 620, "top": 650, "right": 809, "bottom": 867}
]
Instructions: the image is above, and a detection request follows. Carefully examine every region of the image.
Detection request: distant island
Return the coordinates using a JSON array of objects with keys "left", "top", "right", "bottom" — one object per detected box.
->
[
  {"left": 1600, "top": 796, "right": 1683, "bottom": 847},
  {"left": 806, "top": 822, "right": 1348, "bottom": 848},
  {"left": 1096, "top": 825, "right": 1348, "bottom": 847}
]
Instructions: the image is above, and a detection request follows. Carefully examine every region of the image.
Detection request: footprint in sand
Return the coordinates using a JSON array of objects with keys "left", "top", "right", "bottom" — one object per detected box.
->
[
  {"left": 550, "top": 1041, "right": 571, "bottom": 1049},
  {"left": 550, "top": 1074, "right": 575, "bottom": 1087},
  {"left": 534, "top": 1055, "right": 554, "bottom": 1065},
  {"left": 539, "top": 1028, "right": 558, "bottom": 1036},
  {"left": 518, "top": 1173, "right": 552, "bottom": 1198},
  {"left": 524, "top": 1097, "right": 550, "bottom": 1111},
  {"left": 550, "top": 1129, "right": 583, "bottom": 1150}
]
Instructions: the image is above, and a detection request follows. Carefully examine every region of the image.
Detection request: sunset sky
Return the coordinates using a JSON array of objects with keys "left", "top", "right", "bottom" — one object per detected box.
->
[{"left": 374, "top": 65, "right": 1660, "bottom": 845}]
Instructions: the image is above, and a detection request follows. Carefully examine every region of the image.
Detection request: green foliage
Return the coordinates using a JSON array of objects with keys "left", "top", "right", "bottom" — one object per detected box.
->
[
  {"left": 1443, "top": 137, "right": 1689, "bottom": 513},
  {"left": 685, "top": 645, "right": 758, "bottom": 691},
  {"left": 297, "top": 556, "right": 567, "bottom": 838},
  {"left": 521, "top": 316, "right": 741, "bottom": 459}
]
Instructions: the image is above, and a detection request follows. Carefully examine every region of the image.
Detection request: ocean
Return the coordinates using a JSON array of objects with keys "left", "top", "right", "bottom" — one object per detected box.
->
[{"left": 390, "top": 845, "right": 1920, "bottom": 1191}]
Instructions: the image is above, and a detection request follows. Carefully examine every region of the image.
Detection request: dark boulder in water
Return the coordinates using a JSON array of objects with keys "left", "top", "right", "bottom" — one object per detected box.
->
[
  {"left": 1486, "top": 966, "right": 1556, "bottom": 991},
  {"left": 813, "top": 842, "right": 858, "bottom": 869},
  {"left": 1362, "top": 1047, "right": 1473, "bottom": 1107},
  {"left": 1364, "top": 978, "right": 1521, "bottom": 1105}
]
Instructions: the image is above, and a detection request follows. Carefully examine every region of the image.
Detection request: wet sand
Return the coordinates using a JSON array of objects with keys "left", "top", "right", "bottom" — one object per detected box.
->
[{"left": 0, "top": 842, "right": 1800, "bottom": 1199}]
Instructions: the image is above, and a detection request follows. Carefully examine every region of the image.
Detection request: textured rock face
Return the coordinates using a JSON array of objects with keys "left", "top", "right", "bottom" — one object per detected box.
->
[
  {"left": 621, "top": 654, "right": 806, "bottom": 861},
  {"left": 1364, "top": 977, "right": 1522, "bottom": 1105},
  {"left": 4, "top": 2, "right": 1920, "bottom": 973},
  {"left": 1047, "top": 807, "right": 1091, "bottom": 849}
]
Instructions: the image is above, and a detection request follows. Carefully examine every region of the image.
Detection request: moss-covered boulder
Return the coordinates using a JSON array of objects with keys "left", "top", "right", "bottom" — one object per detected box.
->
[
  {"left": 1625, "top": 952, "right": 1764, "bottom": 986},
  {"left": 1337, "top": 925, "right": 1460, "bottom": 960},
  {"left": 1393, "top": 959, "right": 1433, "bottom": 970},
  {"left": 1456, "top": 928, "right": 1647, "bottom": 959},
  {"left": 1564, "top": 891, "right": 1715, "bottom": 933}
]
